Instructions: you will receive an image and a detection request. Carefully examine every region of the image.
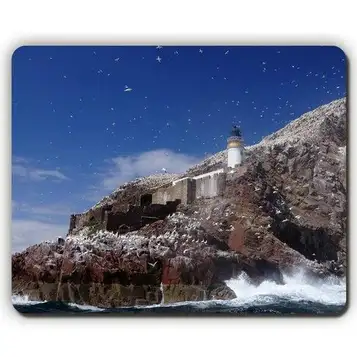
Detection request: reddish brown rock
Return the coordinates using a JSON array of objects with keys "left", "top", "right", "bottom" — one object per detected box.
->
[
  {"left": 228, "top": 222, "right": 246, "bottom": 253},
  {"left": 12, "top": 98, "right": 347, "bottom": 307}
]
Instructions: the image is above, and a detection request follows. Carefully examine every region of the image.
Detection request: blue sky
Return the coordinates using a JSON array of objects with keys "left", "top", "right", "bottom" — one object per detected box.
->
[{"left": 11, "top": 45, "right": 346, "bottom": 252}]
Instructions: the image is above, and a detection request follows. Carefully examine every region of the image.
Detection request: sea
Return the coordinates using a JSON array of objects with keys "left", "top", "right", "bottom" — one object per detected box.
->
[{"left": 12, "top": 270, "right": 347, "bottom": 316}]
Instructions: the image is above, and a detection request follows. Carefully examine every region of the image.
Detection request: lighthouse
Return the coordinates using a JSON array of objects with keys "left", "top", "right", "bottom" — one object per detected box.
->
[{"left": 227, "top": 125, "right": 244, "bottom": 169}]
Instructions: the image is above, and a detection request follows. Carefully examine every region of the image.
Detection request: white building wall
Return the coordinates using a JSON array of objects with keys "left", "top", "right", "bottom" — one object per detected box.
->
[
  {"left": 194, "top": 172, "right": 226, "bottom": 199},
  {"left": 228, "top": 147, "right": 242, "bottom": 168},
  {"left": 192, "top": 168, "right": 224, "bottom": 181},
  {"left": 172, "top": 177, "right": 188, "bottom": 186}
]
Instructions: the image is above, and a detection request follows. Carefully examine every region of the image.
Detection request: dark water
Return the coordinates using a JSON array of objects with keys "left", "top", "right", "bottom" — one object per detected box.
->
[{"left": 13, "top": 299, "right": 345, "bottom": 316}]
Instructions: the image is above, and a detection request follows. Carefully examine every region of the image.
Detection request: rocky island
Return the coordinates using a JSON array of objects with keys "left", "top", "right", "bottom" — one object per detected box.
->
[{"left": 12, "top": 97, "right": 347, "bottom": 308}]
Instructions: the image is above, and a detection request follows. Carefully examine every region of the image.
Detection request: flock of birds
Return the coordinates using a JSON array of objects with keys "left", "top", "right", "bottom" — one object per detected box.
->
[
  {"left": 65, "top": 212, "right": 226, "bottom": 265},
  {"left": 14, "top": 46, "right": 346, "bottom": 223},
  {"left": 45, "top": 46, "right": 346, "bottom": 151}
]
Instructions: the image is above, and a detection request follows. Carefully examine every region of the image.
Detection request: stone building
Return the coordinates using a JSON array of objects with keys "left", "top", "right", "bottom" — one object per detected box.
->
[{"left": 68, "top": 126, "right": 245, "bottom": 235}]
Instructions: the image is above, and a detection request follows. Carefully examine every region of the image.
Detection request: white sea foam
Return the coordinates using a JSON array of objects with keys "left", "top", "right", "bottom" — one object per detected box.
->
[
  {"left": 12, "top": 294, "right": 105, "bottom": 311},
  {"left": 12, "top": 269, "right": 346, "bottom": 311},
  {"left": 12, "top": 295, "right": 46, "bottom": 305},
  {"left": 142, "top": 271, "right": 346, "bottom": 310},
  {"left": 68, "top": 303, "right": 105, "bottom": 312},
  {"left": 225, "top": 269, "right": 346, "bottom": 307}
]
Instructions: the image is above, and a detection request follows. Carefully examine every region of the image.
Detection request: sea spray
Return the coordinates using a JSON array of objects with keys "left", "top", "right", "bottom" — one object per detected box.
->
[
  {"left": 12, "top": 295, "right": 45, "bottom": 305},
  {"left": 12, "top": 269, "right": 346, "bottom": 314},
  {"left": 68, "top": 303, "right": 105, "bottom": 312},
  {"left": 225, "top": 269, "right": 346, "bottom": 307}
]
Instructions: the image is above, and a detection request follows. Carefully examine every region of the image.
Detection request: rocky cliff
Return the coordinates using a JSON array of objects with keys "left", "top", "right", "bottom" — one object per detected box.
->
[{"left": 12, "top": 97, "right": 347, "bottom": 308}]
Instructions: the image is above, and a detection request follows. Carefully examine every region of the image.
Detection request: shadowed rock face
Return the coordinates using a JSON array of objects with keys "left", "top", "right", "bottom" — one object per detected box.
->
[
  {"left": 270, "top": 220, "right": 339, "bottom": 262},
  {"left": 217, "top": 99, "right": 346, "bottom": 275},
  {"left": 174, "top": 98, "right": 347, "bottom": 277},
  {"left": 105, "top": 200, "right": 181, "bottom": 233},
  {"left": 12, "top": 98, "right": 347, "bottom": 307},
  {"left": 68, "top": 174, "right": 182, "bottom": 235}
]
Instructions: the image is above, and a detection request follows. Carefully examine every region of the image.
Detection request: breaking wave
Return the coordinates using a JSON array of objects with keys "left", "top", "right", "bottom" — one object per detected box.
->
[
  {"left": 68, "top": 303, "right": 105, "bottom": 312},
  {"left": 12, "top": 295, "right": 46, "bottom": 306},
  {"left": 225, "top": 269, "right": 346, "bottom": 307},
  {"left": 12, "top": 269, "right": 346, "bottom": 315}
]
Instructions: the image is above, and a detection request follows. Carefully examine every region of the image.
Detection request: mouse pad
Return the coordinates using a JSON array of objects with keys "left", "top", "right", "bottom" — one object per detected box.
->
[{"left": 11, "top": 45, "right": 347, "bottom": 316}]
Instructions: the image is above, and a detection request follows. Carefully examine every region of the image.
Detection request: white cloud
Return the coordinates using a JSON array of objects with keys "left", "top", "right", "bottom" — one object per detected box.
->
[
  {"left": 101, "top": 149, "right": 201, "bottom": 191},
  {"left": 12, "top": 156, "right": 29, "bottom": 164},
  {"left": 12, "top": 219, "right": 68, "bottom": 253},
  {"left": 12, "top": 158, "right": 69, "bottom": 182},
  {"left": 13, "top": 202, "right": 73, "bottom": 216},
  {"left": 83, "top": 149, "right": 202, "bottom": 203},
  {"left": 29, "top": 169, "right": 68, "bottom": 181},
  {"left": 11, "top": 150, "right": 202, "bottom": 251}
]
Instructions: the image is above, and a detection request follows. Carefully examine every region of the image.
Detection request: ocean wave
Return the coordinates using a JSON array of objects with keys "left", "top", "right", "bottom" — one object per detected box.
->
[
  {"left": 11, "top": 295, "right": 106, "bottom": 312},
  {"left": 225, "top": 269, "right": 346, "bottom": 307},
  {"left": 12, "top": 295, "right": 46, "bottom": 306},
  {"left": 12, "top": 269, "right": 346, "bottom": 314},
  {"left": 68, "top": 303, "right": 105, "bottom": 312}
]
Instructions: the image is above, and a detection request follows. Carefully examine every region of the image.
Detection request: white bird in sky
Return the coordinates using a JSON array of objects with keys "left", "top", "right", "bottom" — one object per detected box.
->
[
  {"left": 124, "top": 85, "right": 132, "bottom": 92},
  {"left": 156, "top": 56, "right": 162, "bottom": 63},
  {"left": 114, "top": 57, "right": 120, "bottom": 62}
]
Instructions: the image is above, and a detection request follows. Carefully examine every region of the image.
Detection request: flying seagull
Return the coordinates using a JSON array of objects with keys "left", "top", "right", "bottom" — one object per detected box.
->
[{"left": 124, "top": 85, "right": 132, "bottom": 92}]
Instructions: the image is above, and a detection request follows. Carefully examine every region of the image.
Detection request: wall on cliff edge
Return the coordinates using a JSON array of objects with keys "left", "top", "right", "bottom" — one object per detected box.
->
[
  {"left": 68, "top": 168, "right": 237, "bottom": 236},
  {"left": 152, "top": 170, "right": 226, "bottom": 206},
  {"left": 69, "top": 207, "right": 108, "bottom": 235},
  {"left": 194, "top": 171, "right": 226, "bottom": 199},
  {"left": 152, "top": 177, "right": 195, "bottom": 205}
]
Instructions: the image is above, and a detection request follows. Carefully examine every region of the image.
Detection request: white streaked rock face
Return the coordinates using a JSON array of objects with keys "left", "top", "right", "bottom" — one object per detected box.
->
[
  {"left": 89, "top": 97, "right": 346, "bottom": 211},
  {"left": 254, "top": 98, "right": 346, "bottom": 149},
  {"left": 187, "top": 98, "right": 346, "bottom": 175}
]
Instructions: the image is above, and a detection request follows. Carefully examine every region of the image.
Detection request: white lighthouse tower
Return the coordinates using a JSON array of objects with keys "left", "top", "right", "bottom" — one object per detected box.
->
[{"left": 227, "top": 125, "right": 244, "bottom": 169}]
